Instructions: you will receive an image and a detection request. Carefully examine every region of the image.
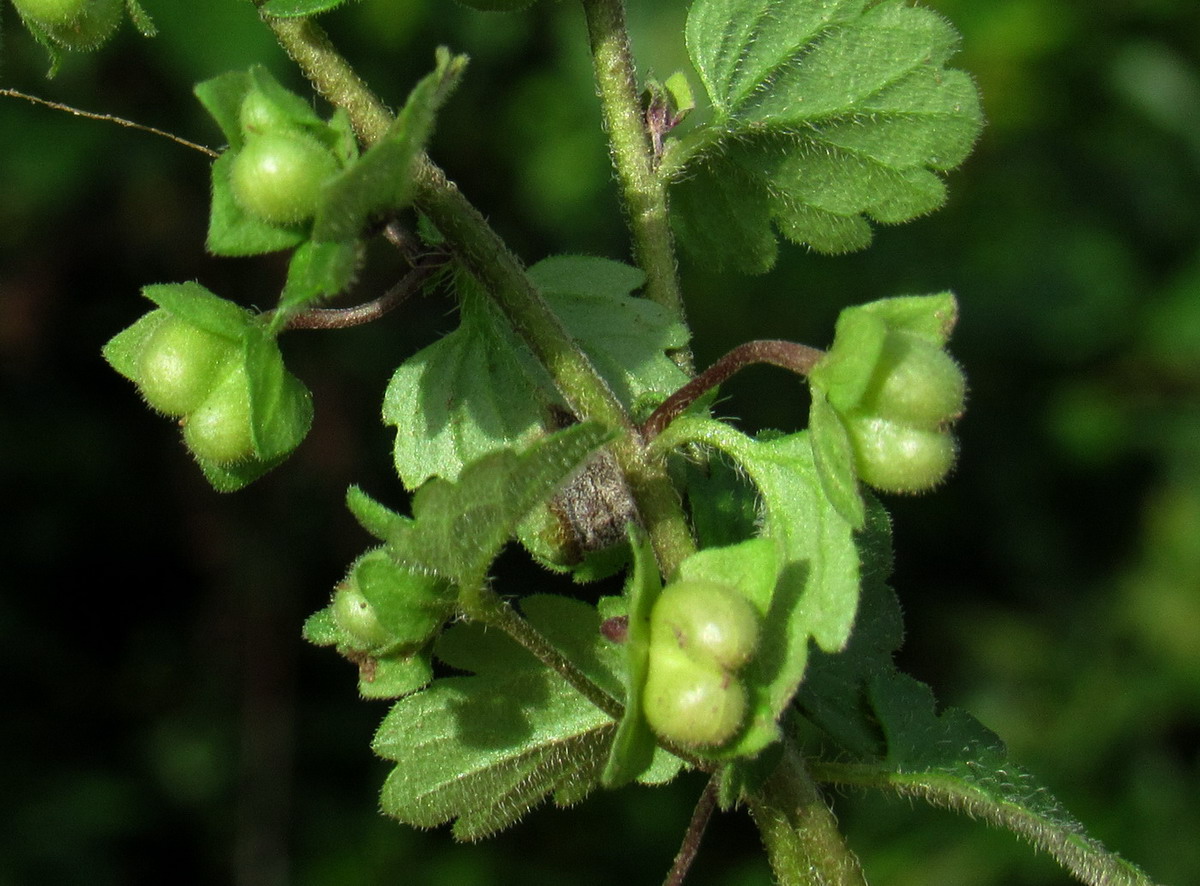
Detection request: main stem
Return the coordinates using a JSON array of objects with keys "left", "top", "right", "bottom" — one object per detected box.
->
[
  {"left": 581, "top": 0, "right": 690, "bottom": 370},
  {"left": 263, "top": 16, "right": 695, "bottom": 576},
  {"left": 746, "top": 744, "right": 869, "bottom": 886}
]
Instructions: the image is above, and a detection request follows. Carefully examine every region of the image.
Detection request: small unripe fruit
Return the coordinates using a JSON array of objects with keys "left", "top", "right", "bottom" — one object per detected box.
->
[
  {"left": 12, "top": 0, "right": 122, "bottom": 49},
  {"left": 332, "top": 583, "right": 392, "bottom": 651},
  {"left": 136, "top": 315, "right": 236, "bottom": 417},
  {"left": 859, "top": 332, "right": 965, "bottom": 429},
  {"left": 238, "top": 92, "right": 298, "bottom": 139},
  {"left": 182, "top": 365, "right": 254, "bottom": 464},
  {"left": 651, "top": 579, "right": 759, "bottom": 671},
  {"left": 843, "top": 413, "right": 956, "bottom": 493},
  {"left": 643, "top": 644, "right": 747, "bottom": 747},
  {"left": 229, "top": 133, "right": 338, "bottom": 226}
]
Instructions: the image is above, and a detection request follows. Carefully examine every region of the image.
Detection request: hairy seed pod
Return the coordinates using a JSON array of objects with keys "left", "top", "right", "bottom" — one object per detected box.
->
[
  {"left": 858, "top": 332, "right": 965, "bottom": 429},
  {"left": 642, "top": 643, "right": 747, "bottom": 748},
  {"left": 182, "top": 365, "right": 254, "bottom": 465},
  {"left": 843, "top": 413, "right": 956, "bottom": 493},
  {"left": 136, "top": 314, "right": 236, "bottom": 417},
  {"left": 650, "top": 579, "right": 760, "bottom": 672},
  {"left": 229, "top": 132, "right": 338, "bottom": 226}
]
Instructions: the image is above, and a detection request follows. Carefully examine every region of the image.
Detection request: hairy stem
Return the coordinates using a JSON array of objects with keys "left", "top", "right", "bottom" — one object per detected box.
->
[
  {"left": 472, "top": 587, "right": 624, "bottom": 721},
  {"left": 746, "top": 745, "right": 868, "bottom": 886},
  {"left": 581, "top": 0, "right": 690, "bottom": 370},
  {"left": 263, "top": 13, "right": 696, "bottom": 576},
  {"left": 281, "top": 254, "right": 445, "bottom": 330}
]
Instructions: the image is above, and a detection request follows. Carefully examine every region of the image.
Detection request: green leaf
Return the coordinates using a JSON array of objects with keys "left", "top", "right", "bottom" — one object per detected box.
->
[
  {"left": 655, "top": 418, "right": 861, "bottom": 755},
  {"left": 685, "top": 454, "right": 760, "bottom": 549},
  {"left": 384, "top": 257, "right": 687, "bottom": 489},
  {"left": 373, "top": 595, "right": 622, "bottom": 840},
  {"left": 359, "top": 651, "right": 434, "bottom": 700},
  {"left": 849, "top": 671, "right": 1162, "bottom": 886},
  {"left": 673, "top": 0, "right": 983, "bottom": 271},
  {"left": 793, "top": 497, "right": 898, "bottom": 758},
  {"left": 795, "top": 504, "right": 1161, "bottom": 886},
  {"left": 384, "top": 274, "right": 551, "bottom": 490},
  {"left": 528, "top": 256, "right": 690, "bottom": 410},
  {"left": 260, "top": 0, "right": 349, "bottom": 16},
  {"left": 387, "top": 422, "right": 614, "bottom": 589},
  {"left": 312, "top": 49, "right": 466, "bottom": 244}
]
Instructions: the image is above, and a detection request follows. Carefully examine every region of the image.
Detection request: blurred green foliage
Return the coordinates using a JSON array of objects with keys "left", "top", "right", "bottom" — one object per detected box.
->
[{"left": 1, "top": 1, "right": 1197, "bottom": 884}]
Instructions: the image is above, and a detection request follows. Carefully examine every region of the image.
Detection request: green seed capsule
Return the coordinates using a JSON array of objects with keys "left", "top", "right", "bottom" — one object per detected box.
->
[
  {"left": 238, "top": 92, "right": 298, "bottom": 139},
  {"left": 843, "top": 413, "right": 956, "bottom": 493},
  {"left": 858, "top": 332, "right": 965, "bottom": 429},
  {"left": 332, "top": 583, "right": 392, "bottom": 651},
  {"left": 182, "top": 365, "right": 254, "bottom": 465},
  {"left": 136, "top": 314, "right": 236, "bottom": 417},
  {"left": 229, "top": 132, "right": 338, "bottom": 226},
  {"left": 642, "top": 643, "right": 747, "bottom": 748},
  {"left": 650, "top": 579, "right": 759, "bottom": 672}
]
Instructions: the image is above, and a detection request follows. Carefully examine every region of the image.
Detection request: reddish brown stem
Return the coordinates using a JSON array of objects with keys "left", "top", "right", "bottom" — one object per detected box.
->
[
  {"left": 641, "top": 340, "right": 825, "bottom": 440},
  {"left": 282, "top": 255, "right": 445, "bottom": 331},
  {"left": 663, "top": 777, "right": 719, "bottom": 886}
]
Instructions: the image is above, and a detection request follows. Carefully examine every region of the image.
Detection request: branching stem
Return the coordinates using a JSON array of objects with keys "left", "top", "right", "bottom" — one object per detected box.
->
[{"left": 264, "top": 11, "right": 697, "bottom": 578}]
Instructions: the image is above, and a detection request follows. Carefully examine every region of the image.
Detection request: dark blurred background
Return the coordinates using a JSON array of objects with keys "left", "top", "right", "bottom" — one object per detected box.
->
[{"left": 1, "top": 1, "right": 1197, "bottom": 884}]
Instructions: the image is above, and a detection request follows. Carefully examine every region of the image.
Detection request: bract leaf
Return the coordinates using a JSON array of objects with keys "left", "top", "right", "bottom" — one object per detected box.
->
[
  {"left": 673, "top": 0, "right": 983, "bottom": 271},
  {"left": 808, "top": 391, "right": 866, "bottom": 528},
  {"left": 387, "top": 422, "right": 614, "bottom": 589},
  {"left": 385, "top": 257, "right": 686, "bottom": 489},
  {"left": 358, "top": 650, "right": 434, "bottom": 700},
  {"left": 601, "top": 529, "right": 662, "bottom": 788},
  {"left": 312, "top": 49, "right": 466, "bottom": 244},
  {"left": 373, "top": 595, "right": 623, "bottom": 840},
  {"left": 242, "top": 327, "right": 312, "bottom": 462},
  {"left": 809, "top": 292, "right": 958, "bottom": 415},
  {"left": 345, "top": 485, "right": 410, "bottom": 541}
]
